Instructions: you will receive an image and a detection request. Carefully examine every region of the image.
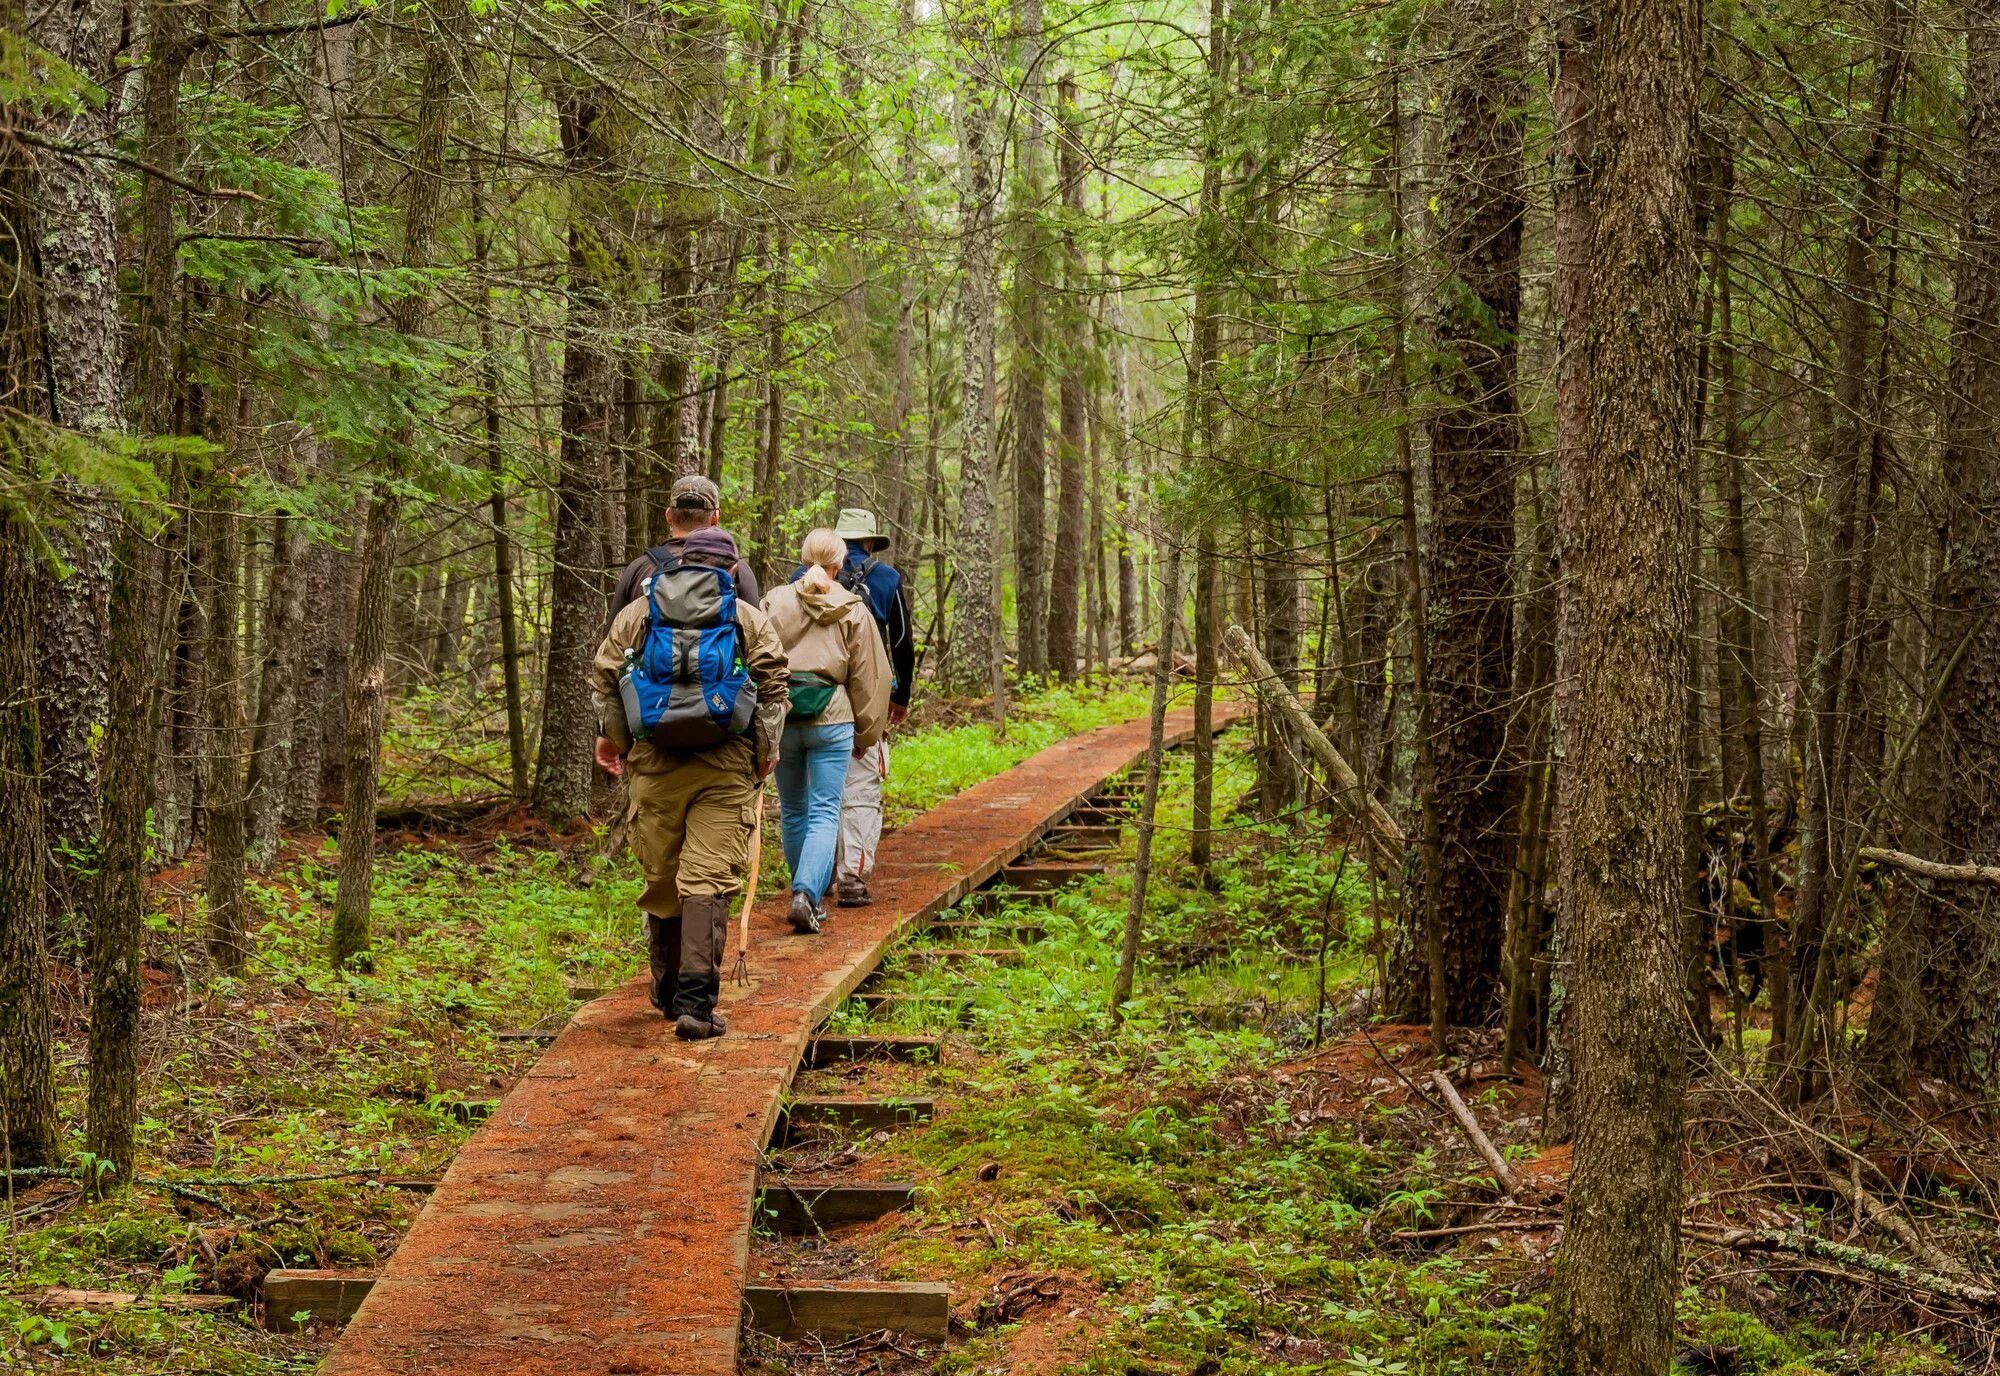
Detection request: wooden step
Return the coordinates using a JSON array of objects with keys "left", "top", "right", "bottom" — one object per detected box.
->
[
  {"left": 805, "top": 1034, "right": 942, "bottom": 1067},
  {"left": 744, "top": 1281, "right": 950, "bottom": 1341},
  {"left": 928, "top": 920, "right": 1044, "bottom": 943},
  {"left": 496, "top": 1028, "right": 559, "bottom": 1045},
  {"left": 1066, "top": 807, "right": 1128, "bottom": 827},
  {"left": 963, "top": 887, "right": 1055, "bottom": 913},
  {"left": 852, "top": 992, "right": 975, "bottom": 1024},
  {"left": 757, "top": 1179, "right": 918, "bottom": 1234},
  {"left": 997, "top": 863, "right": 1106, "bottom": 891},
  {"left": 904, "top": 946, "right": 1026, "bottom": 968},
  {"left": 263, "top": 1270, "right": 376, "bottom": 1331},
  {"left": 780, "top": 1097, "right": 934, "bottom": 1140},
  {"left": 1049, "top": 823, "right": 1121, "bottom": 844}
]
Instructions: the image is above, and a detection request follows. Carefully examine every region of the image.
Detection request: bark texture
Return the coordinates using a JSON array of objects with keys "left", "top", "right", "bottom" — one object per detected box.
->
[
  {"left": 1418, "top": 0, "right": 1525, "bottom": 1027},
  {"left": 1866, "top": 0, "right": 2000, "bottom": 1097},
  {"left": 943, "top": 58, "right": 1004, "bottom": 698},
  {"left": 30, "top": 0, "right": 124, "bottom": 942},
  {"left": 534, "top": 82, "right": 613, "bottom": 823},
  {"left": 1540, "top": 0, "right": 1697, "bottom": 1370},
  {"left": 1045, "top": 77, "right": 1089, "bottom": 681}
]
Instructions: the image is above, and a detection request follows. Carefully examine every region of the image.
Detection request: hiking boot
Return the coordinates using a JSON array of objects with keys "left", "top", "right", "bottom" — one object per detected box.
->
[
  {"left": 673, "top": 1010, "right": 728, "bottom": 1041},
  {"left": 836, "top": 876, "right": 872, "bottom": 908},
  {"left": 646, "top": 915, "right": 678, "bottom": 1015},
  {"left": 788, "top": 891, "right": 823, "bottom": 934}
]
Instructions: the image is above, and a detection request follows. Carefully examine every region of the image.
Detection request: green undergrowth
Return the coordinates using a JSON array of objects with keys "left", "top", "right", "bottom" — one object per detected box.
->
[
  {"left": 792, "top": 743, "right": 1948, "bottom": 1376},
  {"left": 883, "top": 683, "right": 1156, "bottom": 825},
  {"left": 1, "top": 683, "right": 1153, "bottom": 1373}
]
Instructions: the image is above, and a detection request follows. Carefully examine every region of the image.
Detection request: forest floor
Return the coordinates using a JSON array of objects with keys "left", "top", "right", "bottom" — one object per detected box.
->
[{"left": 2, "top": 683, "right": 1993, "bottom": 1375}]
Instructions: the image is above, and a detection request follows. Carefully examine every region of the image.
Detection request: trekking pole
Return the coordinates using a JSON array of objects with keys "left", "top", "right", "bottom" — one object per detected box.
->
[{"left": 732, "top": 787, "right": 765, "bottom": 985}]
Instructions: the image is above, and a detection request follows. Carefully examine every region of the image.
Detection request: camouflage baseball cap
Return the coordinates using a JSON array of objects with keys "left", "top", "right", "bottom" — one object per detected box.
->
[{"left": 669, "top": 474, "right": 721, "bottom": 511}]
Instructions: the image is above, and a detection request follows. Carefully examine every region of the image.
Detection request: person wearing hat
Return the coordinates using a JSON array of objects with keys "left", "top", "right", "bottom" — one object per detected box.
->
[
  {"left": 590, "top": 527, "right": 790, "bottom": 1040},
  {"left": 763, "top": 528, "right": 893, "bottom": 933},
  {"left": 607, "top": 474, "right": 763, "bottom": 629},
  {"left": 793, "top": 508, "right": 915, "bottom": 908}
]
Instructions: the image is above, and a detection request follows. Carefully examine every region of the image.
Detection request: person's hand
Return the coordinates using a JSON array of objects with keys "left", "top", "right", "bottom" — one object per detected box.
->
[
  {"left": 594, "top": 736, "right": 625, "bottom": 776},
  {"left": 888, "top": 702, "right": 909, "bottom": 728},
  {"left": 759, "top": 758, "right": 778, "bottom": 781}
]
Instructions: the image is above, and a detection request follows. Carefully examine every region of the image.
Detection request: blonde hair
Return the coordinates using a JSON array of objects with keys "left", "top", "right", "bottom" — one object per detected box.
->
[{"left": 798, "top": 528, "right": 848, "bottom": 591}]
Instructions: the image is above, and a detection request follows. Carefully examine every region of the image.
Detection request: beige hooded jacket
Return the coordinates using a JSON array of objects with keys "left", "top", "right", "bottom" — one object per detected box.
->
[{"left": 761, "top": 574, "right": 892, "bottom": 751}]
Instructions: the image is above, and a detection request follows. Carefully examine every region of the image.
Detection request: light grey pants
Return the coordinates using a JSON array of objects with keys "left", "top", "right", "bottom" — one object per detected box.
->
[{"left": 835, "top": 739, "right": 888, "bottom": 881}]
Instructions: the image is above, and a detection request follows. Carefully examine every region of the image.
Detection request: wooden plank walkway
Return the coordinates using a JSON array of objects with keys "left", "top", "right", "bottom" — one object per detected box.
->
[{"left": 323, "top": 705, "right": 1233, "bottom": 1376}]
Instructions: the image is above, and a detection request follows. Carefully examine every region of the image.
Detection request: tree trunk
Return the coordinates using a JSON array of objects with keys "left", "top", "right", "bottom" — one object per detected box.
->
[
  {"left": 30, "top": 0, "right": 123, "bottom": 953},
  {"left": 202, "top": 483, "right": 249, "bottom": 974},
  {"left": 1415, "top": 0, "right": 1524, "bottom": 1029},
  {"left": 1540, "top": 0, "right": 1698, "bottom": 1368},
  {"left": 474, "top": 153, "right": 532, "bottom": 801},
  {"left": 1112, "top": 538, "right": 1184, "bottom": 1024},
  {"left": 1538, "top": 0, "right": 1594, "bottom": 1138},
  {"left": 0, "top": 105, "right": 61, "bottom": 1161},
  {"left": 91, "top": 0, "right": 190, "bottom": 1184},
  {"left": 283, "top": 493, "right": 334, "bottom": 827},
  {"left": 1009, "top": 0, "right": 1050, "bottom": 677},
  {"left": 1780, "top": 0, "right": 1912, "bottom": 1093},
  {"left": 329, "top": 1, "right": 464, "bottom": 966},
  {"left": 244, "top": 512, "right": 308, "bottom": 870},
  {"left": 1865, "top": 0, "right": 2000, "bottom": 1098},
  {"left": 533, "top": 83, "right": 612, "bottom": 825},
  {"left": 943, "top": 46, "right": 1005, "bottom": 701},
  {"left": 1186, "top": 533, "right": 1218, "bottom": 878},
  {"left": 1045, "top": 77, "right": 1090, "bottom": 681}
]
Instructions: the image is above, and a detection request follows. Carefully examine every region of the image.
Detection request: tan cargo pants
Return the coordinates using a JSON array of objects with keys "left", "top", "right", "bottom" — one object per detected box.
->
[
  {"left": 629, "top": 756, "right": 756, "bottom": 1017},
  {"left": 629, "top": 755, "right": 758, "bottom": 918}
]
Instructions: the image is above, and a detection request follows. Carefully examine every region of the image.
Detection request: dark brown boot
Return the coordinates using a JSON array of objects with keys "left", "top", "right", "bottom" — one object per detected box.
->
[{"left": 646, "top": 915, "right": 679, "bottom": 1016}]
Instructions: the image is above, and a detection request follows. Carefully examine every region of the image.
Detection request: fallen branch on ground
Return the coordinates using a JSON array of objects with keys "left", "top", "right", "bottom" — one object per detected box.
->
[
  {"left": 1690, "top": 1226, "right": 1999, "bottom": 1306},
  {"left": 1429, "top": 1070, "right": 1522, "bottom": 1198}
]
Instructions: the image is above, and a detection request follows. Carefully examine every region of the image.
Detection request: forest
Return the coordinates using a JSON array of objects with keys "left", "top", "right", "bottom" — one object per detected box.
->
[{"left": 2, "top": 0, "right": 1999, "bottom": 1370}]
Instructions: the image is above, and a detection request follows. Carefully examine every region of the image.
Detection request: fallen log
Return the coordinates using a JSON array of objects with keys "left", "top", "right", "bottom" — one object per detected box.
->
[
  {"left": 1691, "top": 1227, "right": 1998, "bottom": 1307},
  {"left": 1222, "top": 624, "right": 1406, "bottom": 878}
]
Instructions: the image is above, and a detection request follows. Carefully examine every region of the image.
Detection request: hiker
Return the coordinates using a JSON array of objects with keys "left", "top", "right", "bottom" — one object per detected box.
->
[
  {"left": 590, "top": 527, "right": 789, "bottom": 1041},
  {"left": 762, "top": 528, "right": 892, "bottom": 934},
  {"left": 796, "top": 508, "right": 915, "bottom": 909},
  {"left": 607, "top": 474, "right": 763, "bottom": 626}
]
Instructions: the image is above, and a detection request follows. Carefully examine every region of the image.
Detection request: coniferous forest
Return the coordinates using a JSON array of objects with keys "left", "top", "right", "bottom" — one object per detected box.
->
[{"left": 3, "top": 0, "right": 2000, "bottom": 1371}]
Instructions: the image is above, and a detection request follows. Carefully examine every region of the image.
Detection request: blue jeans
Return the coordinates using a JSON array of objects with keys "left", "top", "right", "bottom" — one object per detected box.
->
[{"left": 776, "top": 721, "right": 855, "bottom": 904}]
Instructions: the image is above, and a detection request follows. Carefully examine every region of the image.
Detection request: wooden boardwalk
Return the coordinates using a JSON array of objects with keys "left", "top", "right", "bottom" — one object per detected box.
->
[{"left": 323, "top": 707, "right": 1229, "bottom": 1376}]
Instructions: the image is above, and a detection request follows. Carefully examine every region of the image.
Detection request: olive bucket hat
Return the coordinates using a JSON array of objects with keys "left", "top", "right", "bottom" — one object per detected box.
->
[{"left": 832, "top": 508, "right": 889, "bottom": 550}]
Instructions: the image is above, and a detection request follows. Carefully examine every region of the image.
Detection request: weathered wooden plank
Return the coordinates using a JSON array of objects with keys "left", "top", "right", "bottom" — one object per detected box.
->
[
  {"left": 999, "top": 863, "right": 1106, "bottom": 890},
  {"left": 32, "top": 1287, "right": 239, "bottom": 1315},
  {"left": 805, "top": 1034, "right": 942, "bottom": 1066},
  {"left": 851, "top": 992, "right": 976, "bottom": 1024},
  {"left": 496, "top": 1028, "right": 559, "bottom": 1045},
  {"left": 743, "top": 1282, "right": 951, "bottom": 1341},
  {"left": 263, "top": 1270, "right": 377, "bottom": 1331},
  {"left": 1049, "top": 823, "right": 1121, "bottom": 844},
  {"left": 780, "top": 1097, "right": 934, "bottom": 1138},
  {"left": 927, "top": 920, "right": 1045, "bottom": 943},
  {"left": 756, "top": 1180, "right": 918, "bottom": 1234},
  {"left": 904, "top": 946, "right": 1026, "bottom": 967}
]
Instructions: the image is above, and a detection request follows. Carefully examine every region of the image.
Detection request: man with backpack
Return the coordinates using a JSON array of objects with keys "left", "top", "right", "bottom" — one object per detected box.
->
[
  {"left": 607, "top": 474, "right": 762, "bottom": 626},
  {"left": 812, "top": 509, "right": 915, "bottom": 909},
  {"left": 590, "top": 527, "right": 789, "bottom": 1041}
]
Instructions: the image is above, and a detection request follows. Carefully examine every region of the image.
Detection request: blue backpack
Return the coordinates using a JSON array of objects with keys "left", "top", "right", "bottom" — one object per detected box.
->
[{"left": 618, "top": 551, "right": 756, "bottom": 751}]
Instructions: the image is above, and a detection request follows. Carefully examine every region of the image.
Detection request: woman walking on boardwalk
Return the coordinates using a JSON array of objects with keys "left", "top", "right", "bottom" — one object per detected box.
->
[{"left": 762, "top": 529, "right": 893, "bottom": 933}]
